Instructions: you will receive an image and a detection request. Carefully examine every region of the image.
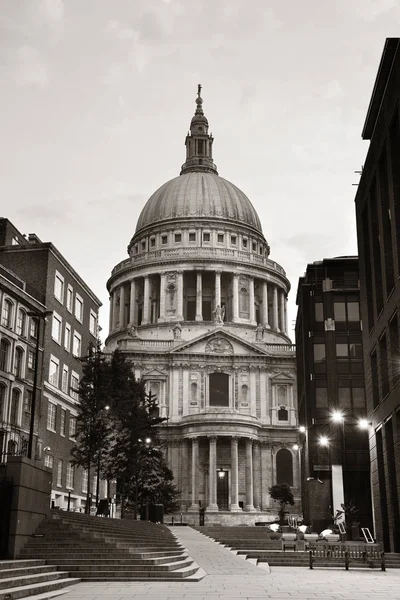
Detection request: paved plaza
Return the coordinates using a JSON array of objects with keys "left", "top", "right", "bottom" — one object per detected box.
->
[{"left": 63, "top": 527, "right": 400, "bottom": 600}]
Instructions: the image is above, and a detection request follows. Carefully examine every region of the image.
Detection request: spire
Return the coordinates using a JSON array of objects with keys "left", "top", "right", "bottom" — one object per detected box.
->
[{"left": 180, "top": 85, "right": 218, "bottom": 175}]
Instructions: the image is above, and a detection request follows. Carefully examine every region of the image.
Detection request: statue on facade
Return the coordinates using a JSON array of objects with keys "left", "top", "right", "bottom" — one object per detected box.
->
[
  {"left": 255, "top": 324, "right": 265, "bottom": 341},
  {"left": 213, "top": 304, "right": 225, "bottom": 324},
  {"left": 127, "top": 325, "right": 138, "bottom": 338},
  {"left": 173, "top": 322, "right": 182, "bottom": 340}
]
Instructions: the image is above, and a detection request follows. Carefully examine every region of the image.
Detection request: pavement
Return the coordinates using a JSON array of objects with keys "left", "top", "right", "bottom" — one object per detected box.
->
[{"left": 62, "top": 526, "right": 400, "bottom": 600}]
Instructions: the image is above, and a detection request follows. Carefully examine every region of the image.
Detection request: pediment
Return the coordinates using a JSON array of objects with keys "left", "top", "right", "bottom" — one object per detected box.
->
[
  {"left": 171, "top": 329, "right": 270, "bottom": 356},
  {"left": 270, "top": 371, "right": 295, "bottom": 382}
]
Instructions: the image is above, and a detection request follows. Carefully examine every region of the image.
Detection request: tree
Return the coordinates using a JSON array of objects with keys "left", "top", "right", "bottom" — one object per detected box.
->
[
  {"left": 70, "top": 340, "right": 111, "bottom": 513},
  {"left": 269, "top": 483, "right": 295, "bottom": 525}
]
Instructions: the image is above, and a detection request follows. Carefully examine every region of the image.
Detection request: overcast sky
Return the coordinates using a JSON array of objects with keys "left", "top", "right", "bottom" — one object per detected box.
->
[{"left": 0, "top": 0, "right": 398, "bottom": 340}]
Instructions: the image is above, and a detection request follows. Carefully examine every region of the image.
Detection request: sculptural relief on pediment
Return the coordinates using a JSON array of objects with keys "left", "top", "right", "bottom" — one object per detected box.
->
[{"left": 205, "top": 337, "right": 233, "bottom": 355}]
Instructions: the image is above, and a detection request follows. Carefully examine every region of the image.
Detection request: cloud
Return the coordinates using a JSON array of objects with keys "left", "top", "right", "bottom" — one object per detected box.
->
[
  {"left": 13, "top": 46, "right": 49, "bottom": 87},
  {"left": 357, "top": 0, "right": 397, "bottom": 21},
  {"left": 106, "top": 20, "right": 136, "bottom": 40},
  {"left": 320, "top": 79, "right": 345, "bottom": 99},
  {"left": 39, "top": 0, "right": 64, "bottom": 23}
]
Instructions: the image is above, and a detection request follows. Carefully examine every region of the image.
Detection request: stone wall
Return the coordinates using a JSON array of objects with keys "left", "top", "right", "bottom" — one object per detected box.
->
[{"left": 168, "top": 510, "right": 303, "bottom": 527}]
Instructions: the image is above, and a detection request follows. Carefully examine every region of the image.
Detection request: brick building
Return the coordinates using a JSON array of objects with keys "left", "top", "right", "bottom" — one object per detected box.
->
[
  {"left": 295, "top": 257, "right": 372, "bottom": 533},
  {"left": 0, "top": 218, "right": 102, "bottom": 510},
  {"left": 354, "top": 38, "right": 400, "bottom": 552}
]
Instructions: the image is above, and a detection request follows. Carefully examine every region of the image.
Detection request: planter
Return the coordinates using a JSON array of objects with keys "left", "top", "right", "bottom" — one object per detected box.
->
[{"left": 304, "top": 533, "right": 318, "bottom": 543}]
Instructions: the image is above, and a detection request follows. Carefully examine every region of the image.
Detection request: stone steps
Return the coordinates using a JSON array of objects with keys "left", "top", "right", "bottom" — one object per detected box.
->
[
  {"left": 0, "top": 578, "right": 80, "bottom": 600},
  {"left": 0, "top": 561, "right": 79, "bottom": 600}
]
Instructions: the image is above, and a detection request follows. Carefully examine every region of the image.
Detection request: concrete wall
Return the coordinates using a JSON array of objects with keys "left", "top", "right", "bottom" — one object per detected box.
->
[{"left": 6, "top": 456, "right": 52, "bottom": 558}]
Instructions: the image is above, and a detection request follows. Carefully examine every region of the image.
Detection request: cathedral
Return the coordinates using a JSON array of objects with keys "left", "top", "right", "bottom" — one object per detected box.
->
[{"left": 105, "top": 87, "right": 300, "bottom": 524}]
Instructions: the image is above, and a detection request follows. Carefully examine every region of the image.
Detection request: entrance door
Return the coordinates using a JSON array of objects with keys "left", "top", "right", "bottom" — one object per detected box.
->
[{"left": 217, "top": 470, "right": 229, "bottom": 510}]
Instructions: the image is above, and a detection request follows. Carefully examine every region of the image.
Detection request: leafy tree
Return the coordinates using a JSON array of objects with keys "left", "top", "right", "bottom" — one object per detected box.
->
[
  {"left": 70, "top": 340, "right": 111, "bottom": 513},
  {"left": 269, "top": 483, "right": 295, "bottom": 525}
]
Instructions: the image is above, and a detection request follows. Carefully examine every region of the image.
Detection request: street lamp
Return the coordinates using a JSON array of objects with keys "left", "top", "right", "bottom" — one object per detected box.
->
[
  {"left": 26, "top": 310, "right": 53, "bottom": 460},
  {"left": 357, "top": 418, "right": 371, "bottom": 430}
]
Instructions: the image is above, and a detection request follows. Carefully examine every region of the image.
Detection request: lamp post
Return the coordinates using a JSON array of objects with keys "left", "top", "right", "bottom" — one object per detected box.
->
[{"left": 26, "top": 310, "right": 53, "bottom": 460}]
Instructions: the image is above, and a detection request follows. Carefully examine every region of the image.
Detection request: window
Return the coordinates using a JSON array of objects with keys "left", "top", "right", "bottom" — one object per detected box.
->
[
  {"left": 230, "top": 235, "right": 237, "bottom": 245},
  {"left": 64, "top": 323, "right": 71, "bottom": 352},
  {"left": 74, "top": 295, "right": 83, "bottom": 322},
  {"left": 70, "top": 372, "right": 79, "bottom": 400},
  {"left": 0, "top": 384, "right": 5, "bottom": 420},
  {"left": 338, "top": 387, "right": 351, "bottom": 409},
  {"left": 347, "top": 301, "right": 360, "bottom": 321},
  {"left": 209, "top": 372, "right": 229, "bottom": 407},
  {"left": 10, "top": 388, "right": 20, "bottom": 425},
  {"left": 314, "top": 302, "right": 324, "bottom": 322},
  {"left": 57, "top": 460, "right": 63, "bottom": 486},
  {"left": 276, "top": 448, "right": 293, "bottom": 485},
  {"left": 313, "top": 343, "right": 326, "bottom": 361},
  {"left": 2, "top": 299, "right": 12, "bottom": 328},
  {"left": 141, "top": 240, "right": 146, "bottom": 251},
  {"left": 16, "top": 309, "right": 26, "bottom": 336},
  {"left": 49, "top": 357, "right": 59, "bottom": 387},
  {"left": 278, "top": 407, "right": 288, "bottom": 421},
  {"left": 349, "top": 343, "right": 362, "bottom": 358},
  {"left": 334, "top": 302, "right": 346, "bottom": 321},
  {"left": 353, "top": 387, "right": 365, "bottom": 409},
  {"left": 23, "top": 391, "right": 32, "bottom": 429},
  {"left": 336, "top": 343, "right": 348, "bottom": 357},
  {"left": 66, "top": 463, "right": 74, "bottom": 489},
  {"left": 44, "top": 454, "right": 54, "bottom": 469},
  {"left": 52, "top": 313, "right": 62, "bottom": 344},
  {"left": 30, "top": 317, "right": 38, "bottom": 339},
  {"left": 242, "top": 238, "right": 247, "bottom": 248},
  {"left": 150, "top": 237, "right": 155, "bottom": 248},
  {"left": 161, "top": 235, "right": 167, "bottom": 245},
  {"left": 0, "top": 339, "right": 10, "bottom": 371},
  {"left": 315, "top": 387, "right": 328, "bottom": 408},
  {"left": 69, "top": 415, "right": 76, "bottom": 438},
  {"left": 61, "top": 365, "right": 69, "bottom": 393},
  {"left": 89, "top": 311, "right": 97, "bottom": 336},
  {"left": 28, "top": 350, "right": 35, "bottom": 371},
  {"left": 252, "top": 242, "right": 257, "bottom": 252},
  {"left": 60, "top": 408, "right": 66, "bottom": 436},
  {"left": 174, "top": 233, "right": 182, "bottom": 243},
  {"left": 217, "top": 233, "right": 224, "bottom": 243},
  {"left": 54, "top": 272, "right": 64, "bottom": 303},
  {"left": 82, "top": 469, "right": 88, "bottom": 494},
  {"left": 203, "top": 232, "right": 210, "bottom": 242},
  {"left": 47, "top": 403, "right": 56, "bottom": 431},
  {"left": 380, "top": 333, "right": 390, "bottom": 398},
  {"left": 72, "top": 332, "right": 81, "bottom": 357},
  {"left": 189, "top": 232, "right": 196, "bottom": 242},
  {"left": 14, "top": 347, "right": 24, "bottom": 378},
  {"left": 66, "top": 285, "right": 73, "bottom": 312}
]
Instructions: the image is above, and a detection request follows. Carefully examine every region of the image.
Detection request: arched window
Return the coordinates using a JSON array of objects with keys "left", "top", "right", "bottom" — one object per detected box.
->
[
  {"left": 191, "top": 382, "right": 197, "bottom": 403},
  {"left": 16, "top": 309, "right": 26, "bottom": 336},
  {"left": 239, "top": 287, "right": 249, "bottom": 317},
  {"left": 2, "top": 299, "right": 12, "bottom": 328},
  {"left": 0, "top": 384, "right": 6, "bottom": 421},
  {"left": 14, "top": 347, "right": 24, "bottom": 378},
  {"left": 276, "top": 448, "right": 293, "bottom": 486},
  {"left": 10, "top": 388, "right": 20, "bottom": 426},
  {"left": 7, "top": 439, "right": 17, "bottom": 456},
  {"left": 241, "top": 384, "right": 248, "bottom": 403},
  {"left": 0, "top": 339, "right": 10, "bottom": 372},
  {"left": 209, "top": 372, "right": 229, "bottom": 407}
]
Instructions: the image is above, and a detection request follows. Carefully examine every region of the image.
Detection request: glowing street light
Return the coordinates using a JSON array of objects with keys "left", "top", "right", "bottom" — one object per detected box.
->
[
  {"left": 293, "top": 444, "right": 299, "bottom": 451},
  {"left": 357, "top": 418, "right": 371, "bottom": 430},
  {"left": 318, "top": 435, "right": 330, "bottom": 447},
  {"left": 299, "top": 426, "right": 306, "bottom": 433},
  {"left": 330, "top": 410, "right": 345, "bottom": 423}
]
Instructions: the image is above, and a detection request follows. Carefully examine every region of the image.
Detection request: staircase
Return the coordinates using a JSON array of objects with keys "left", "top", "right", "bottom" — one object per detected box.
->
[
  {"left": 0, "top": 559, "right": 79, "bottom": 600},
  {"left": 20, "top": 511, "right": 203, "bottom": 581}
]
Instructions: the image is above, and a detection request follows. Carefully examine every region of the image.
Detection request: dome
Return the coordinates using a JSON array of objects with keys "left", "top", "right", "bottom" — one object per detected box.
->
[{"left": 135, "top": 172, "right": 263, "bottom": 234}]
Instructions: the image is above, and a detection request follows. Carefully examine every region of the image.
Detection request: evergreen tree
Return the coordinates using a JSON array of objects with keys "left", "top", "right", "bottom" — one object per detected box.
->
[
  {"left": 70, "top": 340, "right": 111, "bottom": 513},
  {"left": 269, "top": 483, "right": 295, "bottom": 525}
]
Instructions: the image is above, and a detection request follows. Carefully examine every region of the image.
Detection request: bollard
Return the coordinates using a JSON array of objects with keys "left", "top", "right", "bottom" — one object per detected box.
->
[
  {"left": 67, "top": 491, "right": 71, "bottom": 512},
  {"left": 172, "top": 516, "right": 175, "bottom": 526},
  {"left": 180, "top": 512, "right": 183, "bottom": 524}
]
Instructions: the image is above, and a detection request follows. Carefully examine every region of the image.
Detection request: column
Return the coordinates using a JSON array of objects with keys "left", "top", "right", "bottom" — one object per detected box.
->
[
  {"left": 249, "top": 276, "right": 255, "bottom": 323},
  {"left": 207, "top": 436, "right": 218, "bottom": 511},
  {"left": 142, "top": 276, "right": 150, "bottom": 325},
  {"left": 119, "top": 284, "right": 125, "bottom": 329},
  {"left": 262, "top": 281, "right": 269, "bottom": 328},
  {"left": 244, "top": 438, "right": 255, "bottom": 511},
  {"left": 215, "top": 270, "right": 221, "bottom": 309},
  {"left": 261, "top": 442, "right": 271, "bottom": 510},
  {"left": 159, "top": 273, "right": 166, "bottom": 321},
  {"left": 188, "top": 438, "right": 199, "bottom": 511},
  {"left": 129, "top": 279, "right": 136, "bottom": 325},
  {"left": 232, "top": 273, "right": 239, "bottom": 322},
  {"left": 177, "top": 271, "right": 184, "bottom": 320},
  {"left": 253, "top": 442, "right": 261, "bottom": 510},
  {"left": 108, "top": 293, "right": 113, "bottom": 333},
  {"left": 230, "top": 437, "right": 241, "bottom": 511},
  {"left": 272, "top": 285, "right": 279, "bottom": 331},
  {"left": 195, "top": 271, "right": 203, "bottom": 321},
  {"left": 284, "top": 296, "right": 288, "bottom": 335},
  {"left": 181, "top": 440, "right": 189, "bottom": 509},
  {"left": 279, "top": 289, "right": 285, "bottom": 332}
]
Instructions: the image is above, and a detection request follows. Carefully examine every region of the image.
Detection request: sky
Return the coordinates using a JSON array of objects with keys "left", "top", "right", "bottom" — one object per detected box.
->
[{"left": 0, "top": 0, "right": 399, "bottom": 341}]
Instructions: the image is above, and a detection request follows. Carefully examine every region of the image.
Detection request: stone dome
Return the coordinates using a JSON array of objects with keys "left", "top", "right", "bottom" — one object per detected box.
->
[{"left": 135, "top": 171, "right": 263, "bottom": 234}]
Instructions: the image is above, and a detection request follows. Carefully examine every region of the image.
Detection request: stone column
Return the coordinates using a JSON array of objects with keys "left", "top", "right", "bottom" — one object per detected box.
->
[
  {"left": 230, "top": 437, "right": 241, "bottom": 511},
  {"left": 159, "top": 273, "right": 166, "bottom": 321},
  {"left": 177, "top": 271, "right": 184, "bottom": 321},
  {"left": 279, "top": 289, "right": 285, "bottom": 332},
  {"left": 249, "top": 277, "right": 255, "bottom": 323},
  {"left": 262, "top": 281, "right": 269, "bottom": 328},
  {"left": 142, "top": 276, "right": 150, "bottom": 325},
  {"left": 109, "top": 294, "right": 113, "bottom": 333},
  {"left": 181, "top": 439, "right": 189, "bottom": 508},
  {"left": 215, "top": 271, "right": 221, "bottom": 310},
  {"left": 284, "top": 295, "right": 288, "bottom": 335},
  {"left": 129, "top": 279, "right": 136, "bottom": 325},
  {"left": 113, "top": 291, "right": 119, "bottom": 330},
  {"left": 244, "top": 438, "right": 255, "bottom": 511},
  {"left": 253, "top": 442, "right": 261, "bottom": 510},
  {"left": 261, "top": 442, "right": 271, "bottom": 509},
  {"left": 195, "top": 272, "right": 203, "bottom": 321},
  {"left": 272, "top": 285, "right": 279, "bottom": 331},
  {"left": 207, "top": 437, "right": 218, "bottom": 511},
  {"left": 232, "top": 273, "right": 239, "bottom": 322},
  {"left": 188, "top": 438, "right": 199, "bottom": 511},
  {"left": 119, "top": 284, "right": 125, "bottom": 330}
]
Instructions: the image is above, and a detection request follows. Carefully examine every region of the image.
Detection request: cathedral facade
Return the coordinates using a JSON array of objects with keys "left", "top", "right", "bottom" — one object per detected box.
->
[{"left": 105, "top": 88, "right": 300, "bottom": 524}]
